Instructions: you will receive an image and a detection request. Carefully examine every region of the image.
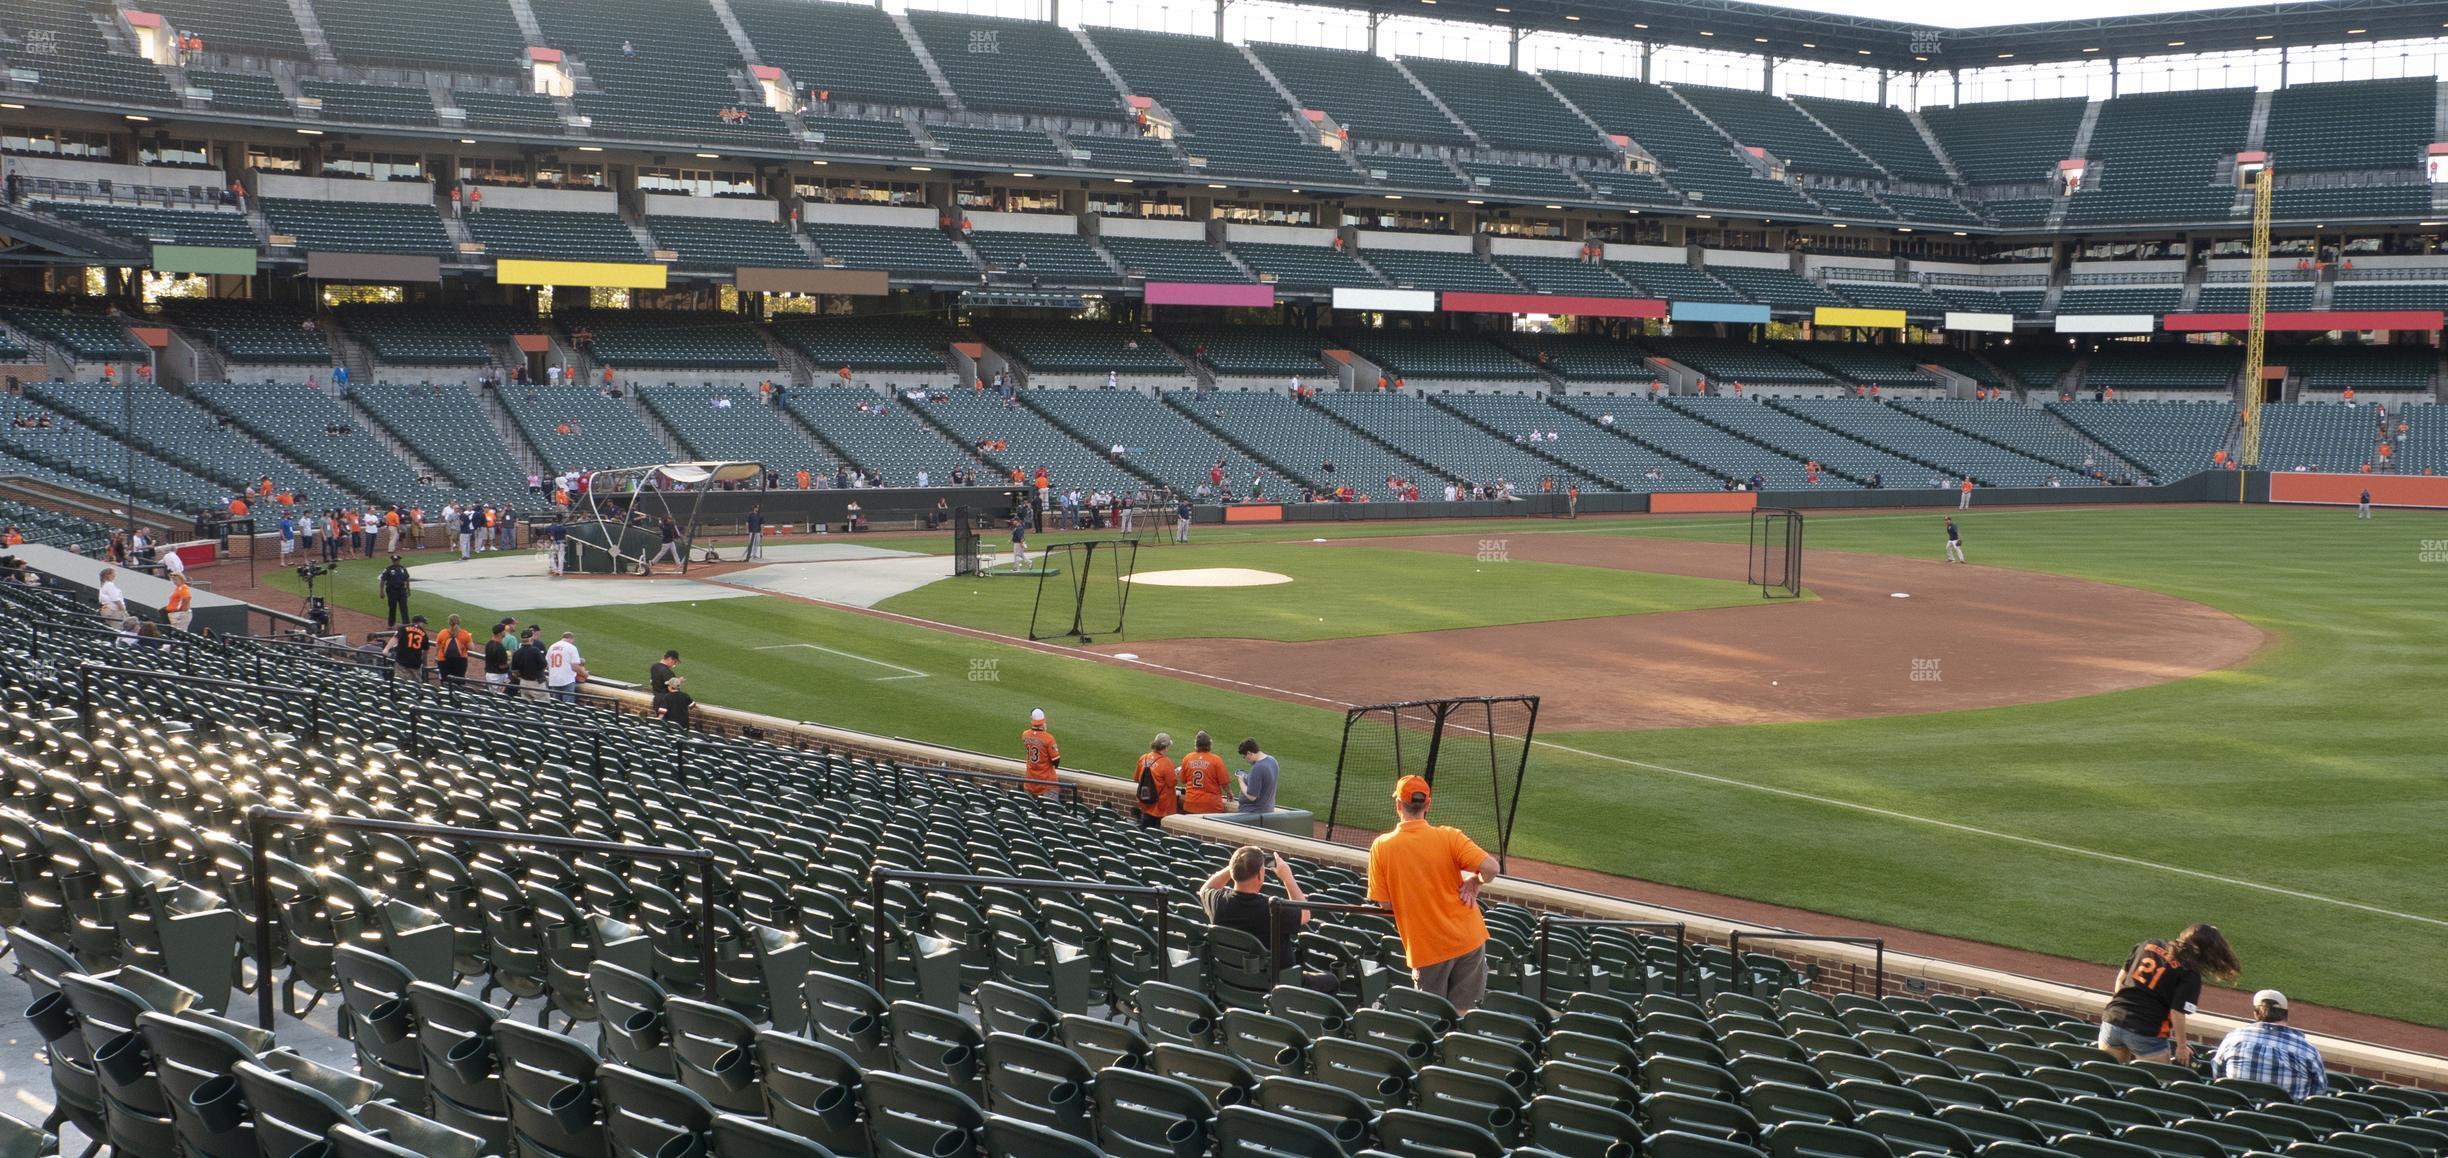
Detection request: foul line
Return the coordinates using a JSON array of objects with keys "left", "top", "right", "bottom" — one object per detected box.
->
[
  {"left": 750, "top": 641, "right": 929, "bottom": 680},
  {"left": 706, "top": 562, "right": 2447, "bottom": 930}
]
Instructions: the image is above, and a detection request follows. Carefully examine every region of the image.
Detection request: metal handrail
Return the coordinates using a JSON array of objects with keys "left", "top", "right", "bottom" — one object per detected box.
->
[
  {"left": 1536, "top": 916, "right": 1688, "bottom": 1002},
  {"left": 244, "top": 806, "right": 719, "bottom": 1029},
  {"left": 868, "top": 867, "right": 1174, "bottom": 1023},
  {"left": 1728, "top": 931, "right": 1885, "bottom": 998}
]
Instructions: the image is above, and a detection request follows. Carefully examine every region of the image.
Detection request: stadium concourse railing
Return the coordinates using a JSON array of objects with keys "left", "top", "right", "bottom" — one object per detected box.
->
[{"left": 570, "top": 673, "right": 2448, "bottom": 1088}]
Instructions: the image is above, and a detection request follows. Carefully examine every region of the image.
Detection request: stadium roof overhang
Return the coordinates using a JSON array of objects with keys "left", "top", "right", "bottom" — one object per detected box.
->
[{"left": 1336, "top": 0, "right": 2448, "bottom": 75}]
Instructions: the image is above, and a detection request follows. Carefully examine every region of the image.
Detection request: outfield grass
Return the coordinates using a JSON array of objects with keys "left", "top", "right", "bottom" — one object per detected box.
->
[
  {"left": 876, "top": 540, "right": 1762, "bottom": 642},
  {"left": 275, "top": 505, "right": 2448, "bottom": 1026}
]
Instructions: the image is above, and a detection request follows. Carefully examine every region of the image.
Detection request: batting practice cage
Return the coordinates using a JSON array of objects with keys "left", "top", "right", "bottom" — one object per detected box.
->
[
  {"left": 1325, "top": 695, "right": 1539, "bottom": 868},
  {"left": 1028, "top": 540, "right": 1140, "bottom": 641},
  {"left": 1748, "top": 506, "right": 1804, "bottom": 599},
  {"left": 569, "top": 460, "right": 764, "bottom": 575}
]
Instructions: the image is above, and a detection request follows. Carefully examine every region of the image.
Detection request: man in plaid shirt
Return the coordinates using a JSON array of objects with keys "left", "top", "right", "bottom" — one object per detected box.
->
[{"left": 2212, "top": 990, "right": 2328, "bottom": 1100}]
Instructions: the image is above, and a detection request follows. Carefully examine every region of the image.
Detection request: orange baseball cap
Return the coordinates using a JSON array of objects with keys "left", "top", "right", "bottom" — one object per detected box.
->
[{"left": 1392, "top": 775, "right": 1431, "bottom": 806}]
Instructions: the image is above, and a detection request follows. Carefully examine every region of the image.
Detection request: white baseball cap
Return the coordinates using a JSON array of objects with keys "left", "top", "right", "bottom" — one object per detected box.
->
[
  {"left": 2252, "top": 989, "right": 2288, "bottom": 1011},
  {"left": 1029, "top": 709, "right": 1045, "bottom": 722}
]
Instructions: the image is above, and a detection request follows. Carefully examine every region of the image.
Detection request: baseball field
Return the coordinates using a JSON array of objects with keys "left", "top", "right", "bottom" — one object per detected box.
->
[{"left": 274, "top": 502, "right": 2448, "bottom": 1031}]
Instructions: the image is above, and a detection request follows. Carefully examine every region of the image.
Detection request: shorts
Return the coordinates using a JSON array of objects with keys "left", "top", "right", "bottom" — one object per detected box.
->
[
  {"left": 2098, "top": 1022, "right": 2171, "bottom": 1057},
  {"left": 1411, "top": 945, "right": 1488, "bottom": 1014}
]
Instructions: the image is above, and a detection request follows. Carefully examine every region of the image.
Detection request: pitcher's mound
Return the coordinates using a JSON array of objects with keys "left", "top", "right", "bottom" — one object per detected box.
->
[{"left": 1124, "top": 568, "right": 1293, "bottom": 588}]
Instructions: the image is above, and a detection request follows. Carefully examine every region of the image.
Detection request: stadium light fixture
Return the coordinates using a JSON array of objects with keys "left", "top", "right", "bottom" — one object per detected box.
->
[
  {"left": 1494, "top": 6, "right": 1510, "bottom": 11},
  {"left": 1953, "top": 231, "right": 1968, "bottom": 236},
  {"left": 2348, "top": 28, "right": 2366, "bottom": 34},
  {"left": 1897, "top": 227, "right": 1913, "bottom": 232},
  {"left": 0, "top": 103, "right": 22, "bottom": 110},
  {"left": 1695, "top": 213, "right": 1713, "bottom": 218},
  {"left": 579, "top": 145, "right": 603, "bottom": 151},
  {"left": 297, "top": 128, "right": 323, "bottom": 135},
  {"left": 1545, "top": 204, "right": 1562, "bottom": 209},
  {"left": 1998, "top": 53, "right": 2014, "bottom": 58},
  {"left": 459, "top": 138, "right": 476, "bottom": 144},
  {"left": 695, "top": 152, "right": 720, "bottom": 159},
  {"left": 2167, "top": 40, "right": 2184, "bottom": 46},
  {"left": 1916, "top": 55, "right": 1928, "bottom": 61},
  {"left": 1013, "top": 171, "right": 1034, "bottom": 177},
  {"left": 910, "top": 165, "right": 932, "bottom": 170},
  {"left": 1207, "top": 183, "right": 1227, "bottom": 188},
  {"left": 808, "top": 159, "right": 828, "bottom": 165},
  {"left": 2083, "top": 46, "right": 2100, "bottom": 51},
  {"left": 1633, "top": 22, "right": 1648, "bottom": 28},
  {"left": 1754, "top": 37, "right": 1768, "bottom": 43},
  {"left": 1564, "top": 13, "right": 1579, "bottom": 19},
  {"left": 1698, "top": 29, "right": 1712, "bottom": 35},
  {"left": 2256, "top": 34, "right": 2274, "bottom": 39},
  {"left": 1856, "top": 49, "right": 1870, "bottom": 55},
  {"left": 1832, "top": 222, "right": 1847, "bottom": 228},
  {"left": 1115, "top": 178, "right": 1135, "bottom": 183},
  {"left": 1803, "top": 43, "right": 1816, "bottom": 48},
  {"left": 1386, "top": 194, "right": 1403, "bottom": 199},
  {"left": 125, "top": 114, "right": 149, "bottom": 122},
  {"left": 1466, "top": 198, "right": 1485, "bottom": 204}
]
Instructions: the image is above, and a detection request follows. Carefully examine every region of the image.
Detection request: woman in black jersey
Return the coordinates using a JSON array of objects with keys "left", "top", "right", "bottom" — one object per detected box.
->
[{"left": 2099, "top": 923, "right": 2240, "bottom": 1063}]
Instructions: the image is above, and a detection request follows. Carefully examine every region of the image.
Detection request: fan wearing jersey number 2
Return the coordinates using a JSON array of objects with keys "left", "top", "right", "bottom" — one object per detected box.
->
[{"left": 2099, "top": 923, "right": 2241, "bottom": 1064}]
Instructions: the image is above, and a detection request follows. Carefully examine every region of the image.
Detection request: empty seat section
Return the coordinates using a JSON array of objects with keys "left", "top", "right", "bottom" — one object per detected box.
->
[
  {"left": 565, "top": 311, "right": 778, "bottom": 372},
  {"left": 296, "top": 80, "right": 439, "bottom": 126},
  {"left": 1612, "top": 261, "right": 1740, "bottom": 300},
  {"left": 1791, "top": 96, "right": 1951, "bottom": 181},
  {"left": 188, "top": 69, "right": 291, "bottom": 115},
  {"left": 1361, "top": 247, "right": 1515, "bottom": 292},
  {"left": 1437, "top": 392, "right": 1704, "bottom": 490},
  {"left": 1776, "top": 342, "right": 1942, "bottom": 386},
  {"left": 1772, "top": 398, "right": 2082, "bottom": 486},
  {"left": 1156, "top": 326, "right": 1327, "bottom": 378},
  {"left": 1067, "top": 133, "right": 1182, "bottom": 173},
  {"left": 1990, "top": 346, "right": 2077, "bottom": 389},
  {"left": 968, "top": 230, "right": 1112, "bottom": 281},
  {"left": 1895, "top": 399, "right": 2132, "bottom": 474},
  {"left": 450, "top": 88, "right": 565, "bottom": 132},
  {"left": 1674, "top": 84, "right": 1875, "bottom": 177},
  {"left": 1248, "top": 42, "right": 1470, "bottom": 147},
  {"left": 497, "top": 386, "right": 677, "bottom": 474},
  {"left": 1824, "top": 279, "right": 1950, "bottom": 316},
  {"left": 1880, "top": 193, "right": 1984, "bottom": 227},
  {"left": 646, "top": 215, "right": 815, "bottom": 268},
  {"left": 922, "top": 391, "right": 1149, "bottom": 492},
  {"left": 2065, "top": 88, "right": 2253, "bottom": 225},
  {"left": 1492, "top": 333, "right": 1655, "bottom": 383},
  {"left": 771, "top": 316, "right": 955, "bottom": 372},
  {"left": 1024, "top": 389, "right": 1264, "bottom": 495},
  {"left": 1921, "top": 98, "right": 2088, "bottom": 184},
  {"left": 350, "top": 383, "right": 535, "bottom": 502},
  {"left": 2262, "top": 77, "right": 2433, "bottom": 171},
  {"left": 0, "top": 401, "right": 228, "bottom": 510},
  {"left": 2278, "top": 345, "right": 2437, "bottom": 394},
  {"left": 2272, "top": 183, "right": 2431, "bottom": 220},
  {"left": 1667, "top": 395, "right": 1926, "bottom": 484},
  {"left": 263, "top": 199, "right": 454, "bottom": 255},
  {"left": 808, "top": 223, "right": 976, "bottom": 277},
  {"left": 2047, "top": 400, "right": 2236, "bottom": 478},
  {"left": 1085, "top": 26, "right": 1361, "bottom": 186},
  {"left": 466, "top": 208, "right": 648, "bottom": 262},
  {"left": 2260, "top": 402, "right": 2448, "bottom": 472},
  {"left": 1400, "top": 56, "right": 1610, "bottom": 154},
  {"left": 1554, "top": 394, "right": 1810, "bottom": 486},
  {"left": 37, "top": 380, "right": 359, "bottom": 507},
  {"left": 782, "top": 387, "right": 979, "bottom": 483},
  {"left": 529, "top": 0, "right": 789, "bottom": 145},
  {"left": 159, "top": 301, "right": 330, "bottom": 365},
  {"left": 1543, "top": 70, "right": 1817, "bottom": 214},
  {"left": 1338, "top": 329, "right": 1533, "bottom": 381},
  {"left": 0, "top": 302, "right": 147, "bottom": 361},
  {"left": 640, "top": 385, "right": 833, "bottom": 474},
  {"left": 182, "top": 381, "right": 429, "bottom": 506},
  {"left": 1646, "top": 338, "right": 1831, "bottom": 385},
  {"left": 1099, "top": 235, "right": 1246, "bottom": 283},
  {"left": 1169, "top": 389, "right": 1422, "bottom": 495},
  {"left": 339, "top": 306, "right": 520, "bottom": 367},
  {"left": 800, "top": 116, "right": 925, "bottom": 156},
  {"left": 1314, "top": 391, "right": 1592, "bottom": 489},
  {"left": 907, "top": 11, "right": 1119, "bottom": 118},
  {"left": 979, "top": 322, "right": 1183, "bottom": 376},
  {"left": 2083, "top": 345, "right": 2240, "bottom": 393},
  {"left": 2334, "top": 278, "right": 2448, "bottom": 311},
  {"left": 1706, "top": 266, "right": 1845, "bottom": 309},
  {"left": 1357, "top": 152, "right": 1469, "bottom": 190},
  {"left": 1230, "top": 242, "right": 1380, "bottom": 289},
  {"left": 1495, "top": 255, "right": 1638, "bottom": 296},
  {"left": 2194, "top": 280, "right": 2318, "bottom": 313},
  {"left": 146, "top": 0, "right": 307, "bottom": 56},
  {"left": 0, "top": 0, "right": 178, "bottom": 106},
  {"left": 1460, "top": 161, "right": 1595, "bottom": 201},
  {"left": 2057, "top": 283, "right": 2186, "bottom": 315},
  {"left": 925, "top": 125, "right": 1069, "bottom": 167},
  {"left": 35, "top": 201, "right": 257, "bottom": 247},
  {"left": 1802, "top": 185, "right": 1895, "bottom": 220},
  {"left": 1979, "top": 197, "right": 2059, "bottom": 229},
  {"left": 730, "top": 0, "right": 944, "bottom": 108},
  {"left": 316, "top": 0, "right": 525, "bottom": 69}
]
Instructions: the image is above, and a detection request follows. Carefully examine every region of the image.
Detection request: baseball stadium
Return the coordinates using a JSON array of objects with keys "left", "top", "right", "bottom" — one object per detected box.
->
[{"left": 0, "top": 0, "right": 2442, "bottom": 1153}]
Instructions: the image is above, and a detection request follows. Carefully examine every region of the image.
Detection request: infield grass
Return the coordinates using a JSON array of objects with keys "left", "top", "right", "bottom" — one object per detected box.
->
[{"left": 275, "top": 504, "right": 2448, "bottom": 1027}]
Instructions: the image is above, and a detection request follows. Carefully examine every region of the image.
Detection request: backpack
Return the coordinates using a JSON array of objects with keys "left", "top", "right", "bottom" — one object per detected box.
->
[{"left": 1135, "top": 759, "right": 1160, "bottom": 806}]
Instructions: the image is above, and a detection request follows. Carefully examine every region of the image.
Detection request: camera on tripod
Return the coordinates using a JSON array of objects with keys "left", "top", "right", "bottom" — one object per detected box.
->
[{"left": 296, "top": 562, "right": 335, "bottom": 581}]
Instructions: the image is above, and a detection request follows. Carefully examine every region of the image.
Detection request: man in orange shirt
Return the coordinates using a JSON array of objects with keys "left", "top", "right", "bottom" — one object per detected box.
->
[
  {"left": 383, "top": 507, "right": 403, "bottom": 554},
  {"left": 1958, "top": 477, "right": 1974, "bottom": 510},
  {"left": 1133, "top": 732, "right": 1178, "bottom": 828},
  {"left": 1367, "top": 775, "right": 1499, "bottom": 1012},
  {"left": 164, "top": 574, "right": 194, "bottom": 633},
  {"left": 1178, "top": 731, "right": 1231, "bottom": 814},
  {"left": 228, "top": 495, "right": 249, "bottom": 520},
  {"left": 1021, "top": 708, "right": 1061, "bottom": 796},
  {"left": 796, "top": 467, "right": 812, "bottom": 490}
]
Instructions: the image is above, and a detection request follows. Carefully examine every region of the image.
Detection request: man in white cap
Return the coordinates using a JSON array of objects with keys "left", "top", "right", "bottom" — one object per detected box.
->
[
  {"left": 2211, "top": 990, "right": 2327, "bottom": 1101},
  {"left": 1020, "top": 708, "right": 1060, "bottom": 798}
]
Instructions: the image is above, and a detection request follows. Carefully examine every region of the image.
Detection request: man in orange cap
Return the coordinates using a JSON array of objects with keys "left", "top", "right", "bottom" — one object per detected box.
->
[
  {"left": 1021, "top": 708, "right": 1060, "bottom": 797},
  {"left": 1367, "top": 774, "right": 1499, "bottom": 1012}
]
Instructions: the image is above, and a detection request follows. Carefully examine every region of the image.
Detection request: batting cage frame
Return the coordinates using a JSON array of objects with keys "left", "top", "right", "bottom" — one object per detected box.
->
[
  {"left": 952, "top": 507, "right": 982, "bottom": 577},
  {"left": 1027, "top": 540, "right": 1140, "bottom": 642},
  {"left": 1325, "top": 695, "right": 1539, "bottom": 869},
  {"left": 1748, "top": 507, "right": 1803, "bottom": 599}
]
